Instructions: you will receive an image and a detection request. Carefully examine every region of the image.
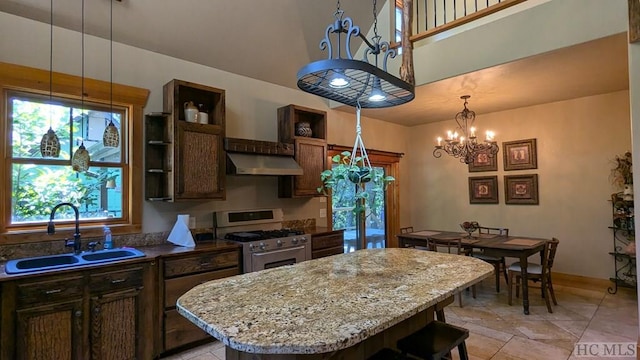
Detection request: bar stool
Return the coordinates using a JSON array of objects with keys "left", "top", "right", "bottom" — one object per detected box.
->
[
  {"left": 397, "top": 320, "right": 470, "bottom": 360},
  {"left": 367, "top": 348, "right": 411, "bottom": 360}
]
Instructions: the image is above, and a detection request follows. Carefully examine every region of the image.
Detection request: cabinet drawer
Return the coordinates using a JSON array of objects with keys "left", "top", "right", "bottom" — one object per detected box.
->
[
  {"left": 164, "top": 267, "right": 240, "bottom": 307},
  {"left": 164, "top": 309, "right": 209, "bottom": 351},
  {"left": 17, "top": 275, "right": 84, "bottom": 307},
  {"left": 164, "top": 250, "right": 239, "bottom": 278},
  {"left": 312, "top": 245, "right": 344, "bottom": 259},
  {"left": 312, "top": 232, "right": 344, "bottom": 250},
  {"left": 89, "top": 267, "right": 144, "bottom": 293}
]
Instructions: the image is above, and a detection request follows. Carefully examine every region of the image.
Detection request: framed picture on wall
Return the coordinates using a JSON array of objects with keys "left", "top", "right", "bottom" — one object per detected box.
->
[
  {"left": 505, "top": 174, "right": 539, "bottom": 205},
  {"left": 468, "top": 176, "right": 499, "bottom": 204},
  {"left": 468, "top": 149, "right": 498, "bottom": 172},
  {"left": 503, "top": 138, "right": 537, "bottom": 171}
]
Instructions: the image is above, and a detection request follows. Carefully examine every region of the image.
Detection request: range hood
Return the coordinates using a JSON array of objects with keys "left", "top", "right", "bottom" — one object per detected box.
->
[{"left": 225, "top": 138, "right": 303, "bottom": 176}]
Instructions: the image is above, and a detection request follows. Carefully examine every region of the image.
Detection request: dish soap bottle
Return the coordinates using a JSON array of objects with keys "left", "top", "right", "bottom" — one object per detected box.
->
[{"left": 103, "top": 226, "right": 113, "bottom": 249}]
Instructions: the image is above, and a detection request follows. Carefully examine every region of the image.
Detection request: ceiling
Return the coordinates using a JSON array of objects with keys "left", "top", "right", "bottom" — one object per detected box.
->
[{"left": 0, "top": 1, "right": 630, "bottom": 126}]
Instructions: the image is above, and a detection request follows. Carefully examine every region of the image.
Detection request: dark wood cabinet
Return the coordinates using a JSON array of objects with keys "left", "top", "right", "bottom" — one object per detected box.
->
[
  {"left": 311, "top": 230, "right": 345, "bottom": 259},
  {"left": 277, "top": 104, "right": 327, "bottom": 198},
  {"left": 0, "top": 262, "right": 154, "bottom": 360},
  {"left": 159, "top": 248, "right": 241, "bottom": 353},
  {"left": 145, "top": 79, "right": 226, "bottom": 201}
]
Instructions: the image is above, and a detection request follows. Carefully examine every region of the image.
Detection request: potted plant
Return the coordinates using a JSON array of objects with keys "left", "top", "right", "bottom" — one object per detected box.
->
[
  {"left": 317, "top": 151, "right": 395, "bottom": 214},
  {"left": 611, "top": 151, "right": 633, "bottom": 200}
]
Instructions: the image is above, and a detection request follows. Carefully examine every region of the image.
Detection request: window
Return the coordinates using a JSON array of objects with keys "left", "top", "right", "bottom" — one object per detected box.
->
[
  {"left": 395, "top": 0, "right": 403, "bottom": 54},
  {"left": 0, "top": 62, "right": 149, "bottom": 243}
]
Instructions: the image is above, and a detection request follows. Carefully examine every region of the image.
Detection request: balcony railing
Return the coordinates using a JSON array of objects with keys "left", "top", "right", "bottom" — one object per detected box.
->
[{"left": 395, "top": 0, "right": 526, "bottom": 44}]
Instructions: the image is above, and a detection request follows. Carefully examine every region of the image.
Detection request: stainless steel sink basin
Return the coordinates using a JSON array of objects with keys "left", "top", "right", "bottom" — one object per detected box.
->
[
  {"left": 5, "top": 248, "right": 146, "bottom": 274},
  {"left": 80, "top": 248, "right": 145, "bottom": 263}
]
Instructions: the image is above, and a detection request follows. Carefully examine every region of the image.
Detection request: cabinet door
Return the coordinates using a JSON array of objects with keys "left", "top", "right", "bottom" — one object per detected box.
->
[
  {"left": 89, "top": 288, "right": 141, "bottom": 360},
  {"left": 16, "top": 300, "right": 83, "bottom": 360},
  {"left": 175, "top": 122, "right": 226, "bottom": 200},
  {"left": 279, "top": 138, "right": 326, "bottom": 197},
  {"left": 294, "top": 139, "right": 326, "bottom": 196}
]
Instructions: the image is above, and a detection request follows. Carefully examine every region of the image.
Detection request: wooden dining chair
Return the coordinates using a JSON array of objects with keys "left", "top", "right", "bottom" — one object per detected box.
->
[
  {"left": 400, "top": 226, "right": 414, "bottom": 234},
  {"left": 471, "top": 226, "right": 509, "bottom": 293},
  {"left": 429, "top": 235, "right": 476, "bottom": 307},
  {"left": 507, "top": 238, "right": 560, "bottom": 313}
]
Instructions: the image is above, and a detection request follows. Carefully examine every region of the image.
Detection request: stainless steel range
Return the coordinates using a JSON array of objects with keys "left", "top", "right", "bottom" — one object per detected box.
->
[{"left": 214, "top": 209, "right": 311, "bottom": 273}]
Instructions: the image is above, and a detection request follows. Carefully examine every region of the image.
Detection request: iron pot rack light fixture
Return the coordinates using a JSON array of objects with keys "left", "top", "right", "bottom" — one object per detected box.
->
[
  {"left": 297, "top": 0, "right": 415, "bottom": 108},
  {"left": 433, "top": 95, "right": 499, "bottom": 164}
]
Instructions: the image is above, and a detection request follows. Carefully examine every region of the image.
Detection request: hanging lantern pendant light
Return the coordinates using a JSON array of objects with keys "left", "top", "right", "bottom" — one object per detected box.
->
[
  {"left": 72, "top": 0, "right": 90, "bottom": 173},
  {"left": 102, "top": 0, "right": 120, "bottom": 148},
  {"left": 40, "top": 0, "right": 61, "bottom": 158}
]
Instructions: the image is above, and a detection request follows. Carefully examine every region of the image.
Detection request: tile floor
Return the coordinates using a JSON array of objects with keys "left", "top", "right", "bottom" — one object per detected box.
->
[{"left": 165, "top": 277, "right": 638, "bottom": 360}]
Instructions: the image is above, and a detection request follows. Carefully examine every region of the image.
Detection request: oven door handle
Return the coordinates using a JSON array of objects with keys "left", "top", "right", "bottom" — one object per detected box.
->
[{"left": 252, "top": 246, "right": 306, "bottom": 257}]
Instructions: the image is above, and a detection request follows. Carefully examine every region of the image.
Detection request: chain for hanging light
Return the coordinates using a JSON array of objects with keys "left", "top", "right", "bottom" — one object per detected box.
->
[
  {"left": 103, "top": 0, "right": 120, "bottom": 148},
  {"left": 347, "top": 102, "right": 373, "bottom": 183},
  {"left": 40, "top": 0, "right": 61, "bottom": 158},
  {"left": 72, "top": 0, "right": 90, "bottom": 173}
]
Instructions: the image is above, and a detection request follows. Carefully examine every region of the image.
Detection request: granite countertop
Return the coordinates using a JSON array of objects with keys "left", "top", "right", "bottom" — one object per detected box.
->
[{"left": 177, "top": 248, "right": 493, "bottom": 354}]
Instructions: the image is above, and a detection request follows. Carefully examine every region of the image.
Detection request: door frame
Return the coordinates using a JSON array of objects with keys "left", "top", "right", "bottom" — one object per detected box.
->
[{"left": 325, "top": 145, "right": 402, "bottom": 248}]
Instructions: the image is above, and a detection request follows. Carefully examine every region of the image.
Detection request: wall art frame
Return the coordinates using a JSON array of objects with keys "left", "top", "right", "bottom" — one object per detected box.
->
[
  {"left": 468, "top": 148, "right": 498, "bottom": 172},
  {"left": 469, "top": 176, "right": 499, "bottom": 204},
  {"left": 505, "top": 174, "right": 539, "bottom": 205},
  {"left": 503, "top": 138, "right": 537, "bottom": 171}
]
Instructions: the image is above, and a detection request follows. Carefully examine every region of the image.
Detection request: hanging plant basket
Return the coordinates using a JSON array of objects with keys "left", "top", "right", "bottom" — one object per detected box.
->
[{"left": 348, "top": 167, "right": 371, "bottom": 184}]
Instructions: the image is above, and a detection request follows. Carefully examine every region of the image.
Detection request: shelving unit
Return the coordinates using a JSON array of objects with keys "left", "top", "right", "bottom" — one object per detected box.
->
[
  {"left": 145, "top": 112, "right": 173, "bottom": 201},
  {"left": 608, "top": 194, "right": 637, "bottom": 294},
  {"left": 148, "top": 79, "right": 226, "bottom": 201},
  {"left": 277, "top": 104, "right": 327, "bottom": 198}
]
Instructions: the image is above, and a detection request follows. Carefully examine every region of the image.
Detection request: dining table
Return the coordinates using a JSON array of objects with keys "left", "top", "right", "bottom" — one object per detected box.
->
[{"left": 397, "top": 229, "right": 548, "bottom": 315}]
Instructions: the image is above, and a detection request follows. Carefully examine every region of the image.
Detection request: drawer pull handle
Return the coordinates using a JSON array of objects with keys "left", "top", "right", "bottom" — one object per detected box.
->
[
  {"left": 45, "top": 289, "right": 62, "bottom": 294},
  {"left": 199, "top": 262, "right": 211, "bottom": 267},
  {"left": 111, "top": 278, "right": 127, "bottom": 284}
]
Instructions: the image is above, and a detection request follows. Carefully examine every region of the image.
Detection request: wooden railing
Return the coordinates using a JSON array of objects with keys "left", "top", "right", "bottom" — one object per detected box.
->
[{"left": 394, "top": 0, "right": 527, "bottom": 44}]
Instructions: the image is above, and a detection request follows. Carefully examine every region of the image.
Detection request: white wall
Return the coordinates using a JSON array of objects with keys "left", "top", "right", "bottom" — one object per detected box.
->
[
  {"left": 408, "top": 91, "right": 631, "bottom": 279},
  {"left": 0, "top": 11, "right": 409, "bottom": 233}
]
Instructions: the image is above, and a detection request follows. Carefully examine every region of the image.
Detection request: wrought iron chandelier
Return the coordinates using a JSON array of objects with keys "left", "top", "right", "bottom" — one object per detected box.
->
[
  {"left": 297, "top": 0, "right": 414, "bottom": 108},
  {"left": 433, "top": 95, "right": 498, "bottom": 164}
]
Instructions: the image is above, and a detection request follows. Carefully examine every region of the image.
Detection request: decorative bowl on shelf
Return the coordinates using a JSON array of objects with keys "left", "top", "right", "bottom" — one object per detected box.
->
[{"left": 460, "top": 221, "right": 479, "bottom": 238}]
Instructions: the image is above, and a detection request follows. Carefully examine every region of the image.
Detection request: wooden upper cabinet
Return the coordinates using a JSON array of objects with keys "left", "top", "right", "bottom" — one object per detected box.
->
[
  {"left": 151, "top": 79, "right": 226, "bottom": 201},
  {"left": 277, "top": 105, "right": 327, "bottom": 198}
]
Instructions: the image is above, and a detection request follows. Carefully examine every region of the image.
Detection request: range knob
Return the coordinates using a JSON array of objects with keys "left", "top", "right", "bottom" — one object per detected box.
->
[
  {"left": 299, "top": 236, "right": 308, "bottom": 243},
  {"left": 259, "top": 242, "right": 267, "bottom": 250},
  {"left": 291, "top": 237, "right": 299, "bottom": 245},
  {"left": 249, "top": 244, "right": 256, "bottom": 251},
  {"left": 276, "top": 239, "right": 284, "bottom": 247}
]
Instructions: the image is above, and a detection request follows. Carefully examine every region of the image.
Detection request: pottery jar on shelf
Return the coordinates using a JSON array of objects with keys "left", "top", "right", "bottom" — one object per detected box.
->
[{"left": 184, "top": 101, "right": 199, "bottom": 123}]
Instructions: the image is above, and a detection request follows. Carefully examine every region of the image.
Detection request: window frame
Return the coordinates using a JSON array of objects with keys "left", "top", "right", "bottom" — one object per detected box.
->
[{"left": 0, "top": 62, "right": 149, "bottom": 244}]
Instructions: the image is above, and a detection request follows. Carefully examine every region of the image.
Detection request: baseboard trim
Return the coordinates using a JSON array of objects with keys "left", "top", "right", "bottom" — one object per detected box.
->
[{"left": 552, "top": 272, "right": 613, "bottom": 291}]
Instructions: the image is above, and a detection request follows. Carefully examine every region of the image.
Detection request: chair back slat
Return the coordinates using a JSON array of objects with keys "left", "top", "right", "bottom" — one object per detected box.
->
[
  {"left": 478, "top": 226, "right": 509, "bottom": 236},
  {"left": 544, "top": 238, "right": 560, "bottom": 270}
]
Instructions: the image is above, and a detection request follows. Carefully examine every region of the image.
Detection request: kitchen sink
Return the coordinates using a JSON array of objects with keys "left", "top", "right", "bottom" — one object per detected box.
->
[
  {"left": 5, "top": 248, "right": 146, "bottom": 274},
  {"left": 81, "top": 248, "right": 145, "bottom": 263}
]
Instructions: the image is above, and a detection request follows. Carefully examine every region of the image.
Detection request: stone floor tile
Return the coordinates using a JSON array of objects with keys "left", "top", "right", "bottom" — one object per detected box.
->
[
  {"left": 493, "top": 336, "right": 571, "bottom": 360},
  {"left": 465, "top": 331, "right": 508, "bottom": 359},
  {"left": 514, "top": 320, "right": 578, "bottom": 341}
]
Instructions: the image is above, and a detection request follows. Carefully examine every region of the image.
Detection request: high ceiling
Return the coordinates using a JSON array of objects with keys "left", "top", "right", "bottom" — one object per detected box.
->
[{"left": 0, "top": 1, "right": 629, "bottom": 126}]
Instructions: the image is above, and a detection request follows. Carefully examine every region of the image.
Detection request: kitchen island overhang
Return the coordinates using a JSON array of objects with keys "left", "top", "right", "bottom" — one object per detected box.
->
[{"left": 177, "top": 248, "right": 493, "bottom": 358}]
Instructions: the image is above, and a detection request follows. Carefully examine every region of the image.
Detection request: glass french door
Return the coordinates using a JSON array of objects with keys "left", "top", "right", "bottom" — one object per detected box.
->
[{"left": 332, "top": 165, "right": 390, "bottom": 252}]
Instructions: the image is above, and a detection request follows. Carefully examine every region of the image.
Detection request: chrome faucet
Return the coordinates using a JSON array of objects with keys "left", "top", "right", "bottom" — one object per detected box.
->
[{"left": 48, "top": 202, "right": 82, "bottom": 255}]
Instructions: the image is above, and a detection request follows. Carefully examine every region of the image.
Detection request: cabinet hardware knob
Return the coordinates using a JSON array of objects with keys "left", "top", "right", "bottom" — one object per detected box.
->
[
  {"left": 75, "top": 310, "right": 82, "bottom": 317},
  {"left": 45, "top": 289, "right": 62, "bottom": 294},
  {"left": 199, "top": 262, "right": 211, "bottom": 267},
  {"left": 111, "top": 278, "right": 126, "bottom": 284}
]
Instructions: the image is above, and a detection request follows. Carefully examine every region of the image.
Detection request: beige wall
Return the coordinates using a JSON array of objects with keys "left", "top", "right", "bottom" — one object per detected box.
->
[
  {"left": 408, "top": 91, "right": 631, "bottom": 279},
  {"left": 0, "top": 11, "right": 409, "bottom": 233}
]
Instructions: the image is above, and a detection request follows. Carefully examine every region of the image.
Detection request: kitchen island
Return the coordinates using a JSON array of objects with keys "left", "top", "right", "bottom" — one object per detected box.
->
[{"left": 177, "top": 248, "right": 493, "bottom": 359}]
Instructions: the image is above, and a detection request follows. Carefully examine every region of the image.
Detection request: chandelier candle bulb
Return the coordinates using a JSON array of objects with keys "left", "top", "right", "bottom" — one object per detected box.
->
[
  {"left": 437, "top": 137, "right": 442, "bottom": 147},
  {"left": 470, "top": 127, "right": 476, "bottom": 138}
]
